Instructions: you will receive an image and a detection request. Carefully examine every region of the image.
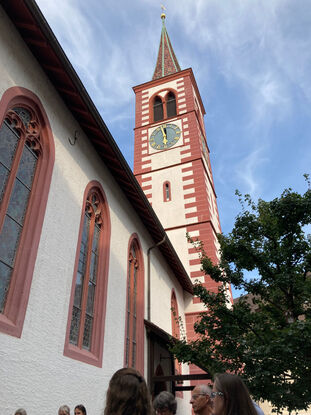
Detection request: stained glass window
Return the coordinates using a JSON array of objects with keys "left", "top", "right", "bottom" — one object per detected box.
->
[
  {"left": 0, "top": 107, "right": 39, "bottom": 313},
  {"left": 125, "top": 243, "right": 138, "bottom": 368},
  {"left": 171, "top": 291, "right": 182, "bottom": 382},
  {"left": 69, "top": 191, "right": 102, "bottom": 351}
]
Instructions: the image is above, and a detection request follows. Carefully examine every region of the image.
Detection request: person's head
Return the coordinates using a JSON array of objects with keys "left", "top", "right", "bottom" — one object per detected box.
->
[
  {"left": 153, "top": 391, "right": 177, "bottom": 415},
  {"left": 15, "top": 410, "right": 27, "bottom": 415},
  {"left": 190, "top": 384, "right": 212, "bottom": 415},
  {"left": 212, "top": 373, "right": 258, "bottom": 415},
  {"left": 104, "top": 367, "right": 153, "bottom": 415},
  {"left": 74, "top": 405, "right": 86, "bottom": 415},
  {"left": 59, "top": 405, "right": 70, "bottom": 415}
]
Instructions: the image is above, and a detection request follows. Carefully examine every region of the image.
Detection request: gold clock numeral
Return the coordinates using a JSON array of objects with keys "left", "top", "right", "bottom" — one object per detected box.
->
[
  {"left": 174, "top": 136, "right": 179, "bottom": 140},
  {"left": 157, "top": 145, "right": 161, "bottom": 149}
]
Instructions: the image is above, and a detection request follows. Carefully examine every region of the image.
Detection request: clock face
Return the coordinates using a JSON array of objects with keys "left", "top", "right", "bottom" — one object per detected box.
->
[{"left": 149, "top": 123, "right": 181, "bottom": 150}]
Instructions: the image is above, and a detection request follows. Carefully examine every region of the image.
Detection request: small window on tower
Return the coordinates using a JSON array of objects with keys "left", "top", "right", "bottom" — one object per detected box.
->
[
  {"left": 153, "top": 96, "right": 163, "bottom": 122},
  {"left": 163, "top": 181, "right": 171, "bottom": 202},
  {"left": 166, "top": 92, "right": 176, "bottom": 118}
]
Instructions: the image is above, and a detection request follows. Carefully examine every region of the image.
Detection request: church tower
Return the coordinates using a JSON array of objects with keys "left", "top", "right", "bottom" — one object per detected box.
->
[{"left": 133, "top": 12, "right": 230, "bottom": 372}]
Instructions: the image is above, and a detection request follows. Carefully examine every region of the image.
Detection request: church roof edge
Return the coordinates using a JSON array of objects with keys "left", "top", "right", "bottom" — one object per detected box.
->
[{"left": 2, "top": 0, "right": 193, "bottom": 295}]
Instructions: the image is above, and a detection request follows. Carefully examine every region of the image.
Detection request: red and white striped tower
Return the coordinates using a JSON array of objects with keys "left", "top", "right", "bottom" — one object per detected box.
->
[{"left": 133, "top": 12, "right": 232, "bottom": 383}]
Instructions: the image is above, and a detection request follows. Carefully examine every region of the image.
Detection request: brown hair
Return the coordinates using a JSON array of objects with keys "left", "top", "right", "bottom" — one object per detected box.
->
[
  {"left": 104, "top": 368, "right": 153, "bottom": 415},
  {"left": 214, "top": 373, "right": 258, "bottom": 415},
  {"left": 75, "top": 405, "right": 86, "bottom": 415}
]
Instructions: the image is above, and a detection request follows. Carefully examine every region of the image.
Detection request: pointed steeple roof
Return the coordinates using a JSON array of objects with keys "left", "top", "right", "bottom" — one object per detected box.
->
[{"left": 152, "top": 12, "right": 181, "bottom": 80}]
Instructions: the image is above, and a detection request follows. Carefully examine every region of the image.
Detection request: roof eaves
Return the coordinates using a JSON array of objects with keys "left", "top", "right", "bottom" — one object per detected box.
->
[{"left": 1, "top": 0, "right": 193, "bottom": 295}]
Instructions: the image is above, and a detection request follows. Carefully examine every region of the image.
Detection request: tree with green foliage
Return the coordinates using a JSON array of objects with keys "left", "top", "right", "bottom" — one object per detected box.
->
[{"left": 171, "top": 181, "right": 311, "bottom": 413}]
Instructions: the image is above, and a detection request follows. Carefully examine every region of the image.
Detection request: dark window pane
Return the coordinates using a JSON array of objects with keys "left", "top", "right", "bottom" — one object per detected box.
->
[
  {"left": 0, "top": 215, "right": 22, "bottom": 267},
  {"left": 0, "top": 163, "right": 10, "bottom": 202},
  {"left": 73, "top": 272, "right": 83, "bottom": 308},
  {"left": 154, "top": 97, "right": 163, "bottom": 121},
  {"left": 82, "top": 314, "right": 93, "bottom": 350},
  {"left": 69, "top": 306, "right": 81, "bottom": 345},
  {"left": 7, "top": 179, "right": 30, "bottom": 225},
  {"left": 82, "top": 214, "right": 90, "bottom": 246},
  {"left": 90, "top": 252, "right": 98, "bottom": 283},
  {"left": 132, "top": 341, "right": 136, "bottom": 368},
  {"left": 167, "top": 92, "right": 176, "bottom": 118},
  {"left": 165, "top": 183, "right": 170, "bottom": 200},
  {"left": 0, "top": 260, "right": 12, "bottom": 313},
  {"left": 133, "top": 266, "right": 137, "bottom": 316},
  {"left": 16, "top": 144, "right": 38, "bottom": 189},
  {"left": 125, "top": 337, "right": 129, "bottom": 366},
  {"left": 13, "top": 107, "right": 31, "bottom": 128},
  {"left": 78, "top": 258, "right": 84, "bottom": 274},
  {"left": 0, "top": 122, "right": 19, "bottom": 169},
  {"left": 93, "top": 225, "right": 100, "bottom": 254},
  {"left": 86, "top": 282, "right": 95, "bottom": 316}
]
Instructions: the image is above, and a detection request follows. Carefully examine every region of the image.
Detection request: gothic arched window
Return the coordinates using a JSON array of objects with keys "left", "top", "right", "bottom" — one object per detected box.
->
[
  {"left": 64, "top": 182, "right": 111, "bottom": 367},
  {"left": 153, "top": 96, "right": 163, "bottom": 122},
  {"left": 171, "top": 290, "right": 183, "bottom": 397},
  {"left": 0, "top": 87, "right": 54, "bottom": 338},
  {"left": 125, "top": 235, "right": 144, "bottom": 373},
  {"left": 166, "top": 92, "right": 177, "bottom": 118}
]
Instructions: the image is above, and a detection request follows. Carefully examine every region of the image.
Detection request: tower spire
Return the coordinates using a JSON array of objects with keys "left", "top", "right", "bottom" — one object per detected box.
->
[{"left": 152, "top": 9, "right": 181, "bottom": 80}]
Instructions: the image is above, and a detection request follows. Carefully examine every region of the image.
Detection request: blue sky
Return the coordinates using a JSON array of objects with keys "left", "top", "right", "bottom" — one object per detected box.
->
[{"left": 35, "top": 0, "right": 311, "bottom": 294}]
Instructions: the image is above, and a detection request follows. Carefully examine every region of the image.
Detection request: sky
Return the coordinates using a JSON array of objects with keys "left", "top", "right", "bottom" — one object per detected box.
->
[{"left": 35, "top": 0, "right": 311, "bottom": 295}]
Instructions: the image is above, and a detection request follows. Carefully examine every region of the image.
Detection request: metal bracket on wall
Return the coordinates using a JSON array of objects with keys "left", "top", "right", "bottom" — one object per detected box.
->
[{"left": 68, "top": 130, "right": 78, "bottom": 146}]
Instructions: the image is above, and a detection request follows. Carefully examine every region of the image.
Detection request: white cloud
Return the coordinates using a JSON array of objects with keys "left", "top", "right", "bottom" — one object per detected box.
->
[{"left": 236, "top": 147, "right": 269, "bottom": 196}]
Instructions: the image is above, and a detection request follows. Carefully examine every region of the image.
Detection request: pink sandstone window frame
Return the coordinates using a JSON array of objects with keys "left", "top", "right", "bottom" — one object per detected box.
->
[
  {"left": 171, "top": 289, "right": 183, "bottom": 397},
  {"left": 0, "top": 86, "right": 55, "bottom": 338},
  {"left": 64, "top": 181, "right": 111, "bottom": 367},
  {"left": 163, "top": 181, "right": 171, "bottom": 202},
  {"left": 124, "top": 233, "right": 145, "bottom": 374},
  {"left": 150, "top": 88, "right": 179, "bottom": 123}
]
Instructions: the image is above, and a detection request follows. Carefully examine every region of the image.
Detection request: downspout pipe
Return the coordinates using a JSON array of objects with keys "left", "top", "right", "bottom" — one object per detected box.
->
[{"left": 147, "top": 235, "right": 167, "bottom": 321}]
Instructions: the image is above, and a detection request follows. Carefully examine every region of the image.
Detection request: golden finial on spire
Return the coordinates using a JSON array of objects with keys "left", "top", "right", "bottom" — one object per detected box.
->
[{"left": 161, "top": 4, "right": 166, "bottom": 20}]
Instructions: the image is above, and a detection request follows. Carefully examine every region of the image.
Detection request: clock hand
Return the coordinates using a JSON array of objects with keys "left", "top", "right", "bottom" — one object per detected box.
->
[{"left": 160, "top": 125, "right": 168, "bottom": 145}]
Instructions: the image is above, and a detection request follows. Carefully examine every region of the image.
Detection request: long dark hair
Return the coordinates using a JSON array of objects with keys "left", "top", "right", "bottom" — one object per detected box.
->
[
  {"left": 214, "top": 373, "right": 258, "bottom": 415},
  {"left": 104, "top": 368, "right": 153, "bottom": 415}
]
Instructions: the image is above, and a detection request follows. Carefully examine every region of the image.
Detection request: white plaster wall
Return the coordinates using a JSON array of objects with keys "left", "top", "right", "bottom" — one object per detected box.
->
[
  {"left": 149, "top": 165, "right": 187, "bottom": 229},
  {"left": 0, "top": 8, "right": 190, "bottom": 415},
  {"left": 149, "top": 247, "right": 186, "bottom": 334},
  {"left": 166, "top": 228, "right": 191, "bottom": 276}
]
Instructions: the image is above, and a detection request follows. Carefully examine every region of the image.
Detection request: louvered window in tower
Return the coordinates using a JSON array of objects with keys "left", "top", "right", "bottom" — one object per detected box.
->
[
  {"left": 166, "top": 92, "right": 176, "bottom": 118},
  {"left": 153, "top": 96, "right": 163, "bottom": 122}
]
